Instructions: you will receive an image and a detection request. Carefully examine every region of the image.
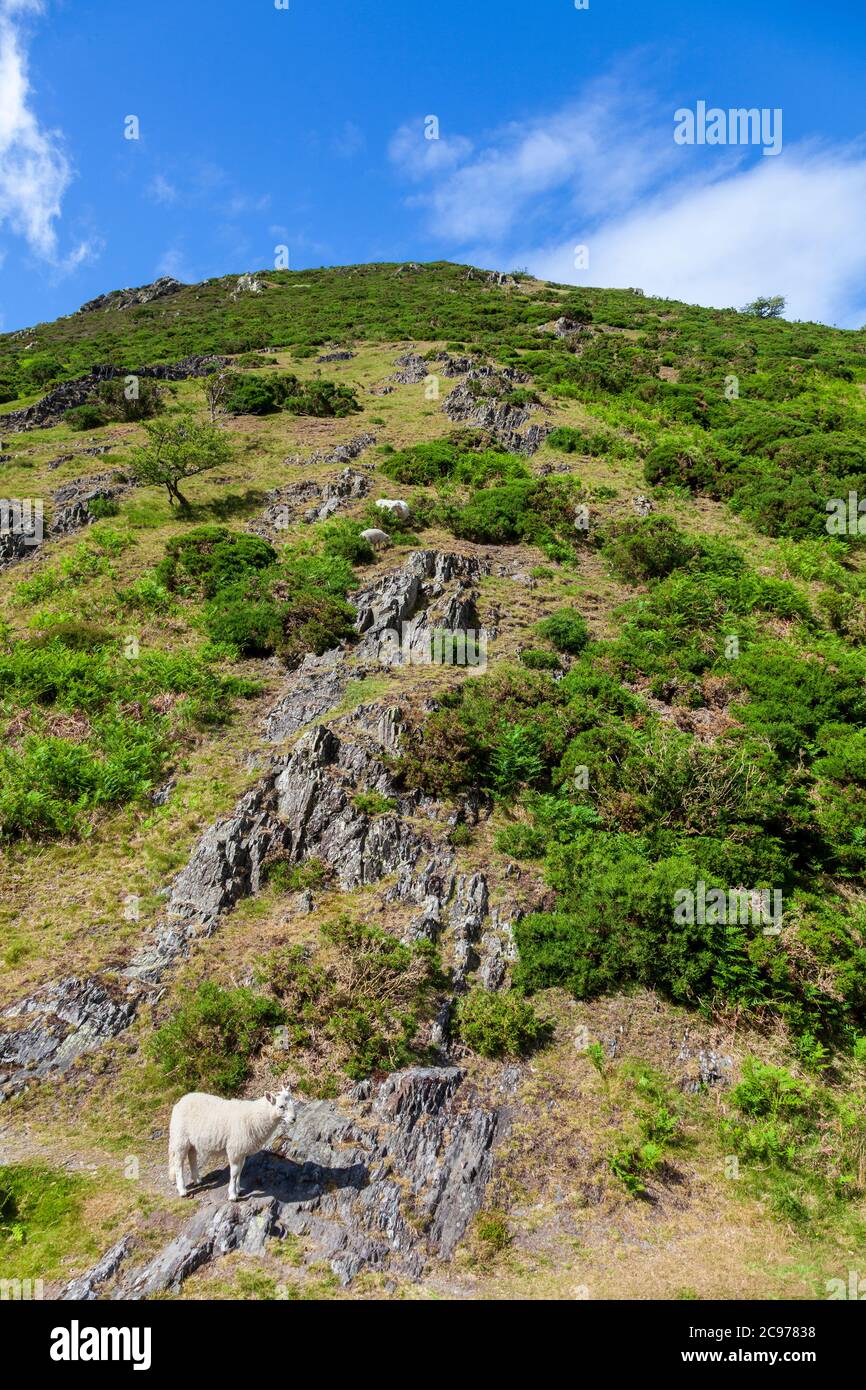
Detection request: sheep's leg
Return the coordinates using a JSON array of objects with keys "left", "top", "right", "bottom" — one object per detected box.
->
[
  {"left": 171, "top": 1145, "right": 188, "bottom": 1198},
  {"left": 188, "top": 1147, "right": 200, "bottom": 1187},
  {"left": 227, "top": 1153, "right": 245, "bottom": 1201}
]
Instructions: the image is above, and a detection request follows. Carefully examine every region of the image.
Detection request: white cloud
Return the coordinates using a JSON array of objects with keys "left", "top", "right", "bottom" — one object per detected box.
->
[
  {"left": 526, "top": 145, "right": 866, "bottom": 326},
  {"left": 147, "top": 173, "right": 178, "bottom": 206},
  {"left": 332, "top": 120, "right": 366, "bottom": 159},
  {"left": 389, "top": 119, "right": 474, "bottom": 183},
  {"left": 0, "top": 0, "right": 86, "bottom": 266},
  {"left": 390, "top": 70, "right": 866, "bottom": 326},
  {"left": 155, "top": 245, "right": 194, "bottom": 281}
]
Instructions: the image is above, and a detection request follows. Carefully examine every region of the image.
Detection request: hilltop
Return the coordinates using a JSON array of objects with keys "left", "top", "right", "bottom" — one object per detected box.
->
[{"left": 1, "top": 262, "right": 865, "bottom": 1302}]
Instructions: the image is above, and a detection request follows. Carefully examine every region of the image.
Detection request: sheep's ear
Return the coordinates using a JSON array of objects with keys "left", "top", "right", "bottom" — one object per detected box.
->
[{"left": 265, "top": 1091, "right": 277, "bottom": 1106}]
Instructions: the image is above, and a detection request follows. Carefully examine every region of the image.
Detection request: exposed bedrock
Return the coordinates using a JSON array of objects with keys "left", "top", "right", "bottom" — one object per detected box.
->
[{"left": 63, "top": 1065, "right": 516, "bottom": 1295}]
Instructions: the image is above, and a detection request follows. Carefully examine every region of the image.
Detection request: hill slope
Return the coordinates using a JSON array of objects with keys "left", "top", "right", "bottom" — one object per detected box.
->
[{"left": 1, "top": 263, "right": 865, "bottom": 1301}]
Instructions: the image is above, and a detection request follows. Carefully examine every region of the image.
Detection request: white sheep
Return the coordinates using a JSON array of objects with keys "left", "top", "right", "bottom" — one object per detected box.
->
[
  {"left": 360, "top": 527, "right": 391, "bottom": 549},
  {"left": 168, "top": 1087, "right": 296, "bottom": 1201},
  {"left": 374, "top": 498, "right": 410, "bottom": 521}
]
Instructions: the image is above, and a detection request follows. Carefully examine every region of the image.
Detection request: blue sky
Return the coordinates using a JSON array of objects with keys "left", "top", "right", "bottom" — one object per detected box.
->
[{"left": 2, "top": 0, "right": 866, "bottom": 330}]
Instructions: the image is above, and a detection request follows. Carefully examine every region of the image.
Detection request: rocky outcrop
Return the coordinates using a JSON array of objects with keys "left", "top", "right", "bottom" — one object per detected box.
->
[
  {"left": 353, "top": 549, "right": 489, "bottom": 666},
  {"left": 265, "top": 650, "right": 350, "bottom": 741},
  {"left": 69, "top": 1065, "right": 513, "bottom": 1295},
  {"left": 0, "top": 977, "right": 137, "bottom": 1098},
  {"left": 442, "top": 371, "right": 549, "bottom": 455},
  {"left": 0, "top": 505, "right": 42, "bottom": 569},
  {"left": 303, "top": 467, "right": 369, "bottom": 522},
  {"left": 50, "top": 471, "right": 132, "bottom": 533},
  {"left": 0, "top": 471, "right": 133, "bottom": 572},
  {"left": 435, "top": 352, "right": 479, "bottom": 377},
  {"left": 316, "top": 350, "right": 355, "bottom": 363},
  {"left": 76, "top": 277, "right": 185, "bottom": 315},
  {"left": 280, "top": 431, "right": 377, "bottom": 474},
  {"left": 249, "top": 480, "right": 322, "bottom": 538},
  {"left": 250, "top": 435, "right": 376, "bottom": 537},
  {"left": 59, "top": 1238, "right": 133, "bottom": 1301},
  {"left": 231, "top": 273, "right": 263, "bottom": 297},
  {"left": 2, "top": 356, "right": 229, "bottom": 432},
  {"left": 392, "top": 352, "right": 429, "bottom": 385},
  {"left": 46, "top": 445, "right": 112, "bottom": 471},
  {"left": 465, "top": 269, "right": 516, "bottom": 288},
  {"left": 1, "top": 548, "right": 501, "bottom": 1096}
]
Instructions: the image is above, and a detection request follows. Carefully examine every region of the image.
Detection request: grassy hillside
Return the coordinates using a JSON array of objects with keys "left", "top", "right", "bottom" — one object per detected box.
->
[{"left": 1, "top": 262, "right": 865, "bottom": 1301}]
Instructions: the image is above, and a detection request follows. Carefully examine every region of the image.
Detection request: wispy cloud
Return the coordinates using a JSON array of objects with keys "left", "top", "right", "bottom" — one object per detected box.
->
[
  {"left": 389, "top": 119, "right": 474, "bottom": 183},
  {"left": 332, "top": 120, "right": 366, "bottom": 160},
  {"left": 0, "top": 0, "right": 94, "bottom": 269},
  {"left": 389, "top": 68, "right": 866, "bottom": 326},
  {"left": 155, "top": 244, "right": 195, "bottom": 281},
  {"left": 147, "top": 173, "right": 178, "bottom": 206},
  {"left": 525, "top": 144, "right": 866, "bottom": 328}
]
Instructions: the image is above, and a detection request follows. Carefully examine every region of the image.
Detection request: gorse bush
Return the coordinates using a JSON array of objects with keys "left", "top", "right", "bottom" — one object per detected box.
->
[
  {"left": 154, "top": 526, "right": 358, "bottom": 664},
  {"left": 149, "top": 982, "right": 285, "bottom": 1094},
  {"left": 156, "top": 527, "right": 277, "bottom": 598},
  {"left": 602, "top": 515, "right": 700, "bottom": 583},
  {"left": 441, "top": 477, "right": 580, "bottom": 558},
  {"left": 455, "top": 989, "right": 550, "bottom": 1058},
  {"left": 536, "top": 608, "right": 589, "bottom": 654},
  {"left": 225, "top": 371, "right": 360, "bottom": 417}
]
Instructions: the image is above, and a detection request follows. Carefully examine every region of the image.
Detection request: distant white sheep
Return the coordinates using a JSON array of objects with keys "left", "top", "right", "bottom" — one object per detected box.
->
[
  {"left": 168, "top": 1088, "right": 296, "bottom": 1200},
  {"left": 375, "top": 498, "right": 410, "bottom": 521},
  {"left": 360, "top": 527, "right": 391, "bottom": 549}
]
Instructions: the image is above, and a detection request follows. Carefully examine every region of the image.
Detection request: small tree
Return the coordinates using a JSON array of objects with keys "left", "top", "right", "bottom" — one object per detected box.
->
[
  {"left": 130, "top": 418, "right": 233, "bottom": 509},
  {"left": 200, "top": 369, "right": 236, "bottom": 423},
  {"left": 742, "top": 295, "right": 786, "bottom": 319}
]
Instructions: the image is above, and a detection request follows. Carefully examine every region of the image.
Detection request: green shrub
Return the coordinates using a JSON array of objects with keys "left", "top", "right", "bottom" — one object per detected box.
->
[
  {"left": 319, "top": 519, "right": 375, "bottom": 565},
  {"left": 353, "top": 790, "right": 397, "bottom": 816},
  {"left": 87, "top": 495, "right": 120, "bottom": 520},
  {"left": 224, "top": 374, "right": 282, "bottom": 415},
  {"left": 536, "top": 608, "right": 589, "bottom": 654},
  {"left": 156, "top": 528, "right": 277, "bottom": 598},
  {"left": 65, "top": 403, "right": 107, "bottom": 431},
  {"left": 472, "top": 1209, "right": 512, "bottom": 1255},
  {"left": 547, "top": 426, "right": 629, "bottom": 457},
  {"left": 259, "top": 918, "right": 443, "bottom": 1089},
  {"left": 455, "top": 989, "right": 550, "bottom": 1058},
  {"left": 644, "top": 438, "right": 716, "bottom": 492},
  {"left": 519, "top": 647, "right": 562, "bottom": 670},
  {"left": 149, "top": 982, "right": 284, "bottom": 1094},
  {"left": 442, "top": 477, "right": 578, "bottom": 557},
  {"left": 225, "top": 373, "right": 361, "bottom": 418},
  {"left": 266, "top": 857, "right": 331, "bottom": 893},
  {"left": 602, "top": 516, "right": 699, "bottom": 583},
  {"left": 94, "top": 376, "right": 164, "bottom": 423},
  {"left": 381, "top": 440, "right": 461, "bottom": 484}
]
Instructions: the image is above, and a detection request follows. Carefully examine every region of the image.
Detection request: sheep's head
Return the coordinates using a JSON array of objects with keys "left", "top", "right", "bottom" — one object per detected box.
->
[{"left": 266, "top": 1087, "right": 296, "bottom": 1127}]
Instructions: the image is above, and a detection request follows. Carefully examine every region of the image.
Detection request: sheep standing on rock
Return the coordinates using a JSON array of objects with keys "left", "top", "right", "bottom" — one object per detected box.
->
[{"left": 168, "top": 1087, "right": 296, "bottom": 1200}]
